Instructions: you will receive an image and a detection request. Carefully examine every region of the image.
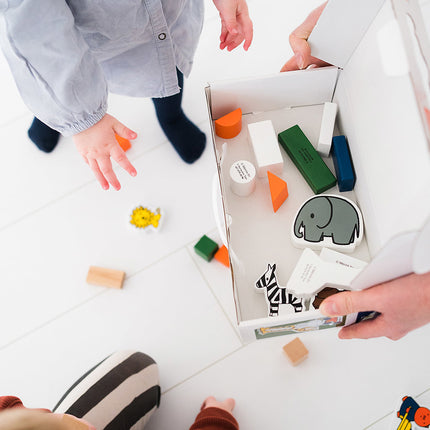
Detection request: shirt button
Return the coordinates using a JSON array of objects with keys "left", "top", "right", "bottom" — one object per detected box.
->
[{"left": 158, "top": 32, "right": 166, "bottom": 40}]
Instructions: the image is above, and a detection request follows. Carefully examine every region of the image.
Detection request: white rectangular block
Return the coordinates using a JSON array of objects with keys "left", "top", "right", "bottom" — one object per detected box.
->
[
  {"left": 317, "top": 102, "right": 338, "bottom": 157},
  {"left": 247, "top": 120, "right": 283, "bottom": 178}
]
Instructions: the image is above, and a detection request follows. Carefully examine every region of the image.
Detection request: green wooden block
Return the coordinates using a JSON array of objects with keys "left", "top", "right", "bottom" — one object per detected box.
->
[
  {"left": 194, "top": 235, "right": 219, "bottom": 261},
  {"left": 278, "top": 125, "right": 337, "bottom": 194}
]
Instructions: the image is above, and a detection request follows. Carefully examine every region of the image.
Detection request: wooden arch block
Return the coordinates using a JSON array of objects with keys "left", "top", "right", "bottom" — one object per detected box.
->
[
  {"left": 268, "top": 171, "right": 289, "bottom": 212},
  {"left": 214, "top": 108, "right": 242, "bottom": 139}
]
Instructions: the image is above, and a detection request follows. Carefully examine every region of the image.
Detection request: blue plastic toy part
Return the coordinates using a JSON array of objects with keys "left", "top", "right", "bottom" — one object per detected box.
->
[{"left": 332, "top": 135, "right": 356, "bottom": 192}]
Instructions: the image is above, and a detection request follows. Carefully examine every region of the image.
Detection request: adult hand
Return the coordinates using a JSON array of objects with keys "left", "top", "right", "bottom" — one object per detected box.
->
[
  {"left": 73, "top": 113, "right": 137, "bottom": 191},
  {"left": 320, "top": 272, "right": 430, "bottom": 340},
  {"left": 281, "top": 2, "right": 330, "bottom": 72},
  {"left": 212, "top": 0, "right": 253, "bottom": 51},
  {"left": 201, "top": 396, "right": 235, "bottom": 414}
]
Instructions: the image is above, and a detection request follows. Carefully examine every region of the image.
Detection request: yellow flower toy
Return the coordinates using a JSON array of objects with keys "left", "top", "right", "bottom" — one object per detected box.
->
[{"left": 130, "top": 206, "right": 162, "bottom": 231}]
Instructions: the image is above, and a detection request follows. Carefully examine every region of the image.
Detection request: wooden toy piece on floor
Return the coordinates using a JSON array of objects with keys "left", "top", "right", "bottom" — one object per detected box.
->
[
  {"left": 86, "top": 266, "right": 125, "bottom": 289},
  {"left": 115, "top": 134, "right": 132, "bottom": 152},
  {"left": 278, "top": 125, "right": 336, "bottom": 194},
  {"left": 214, "top": 108, "right": 242, "bottom": 139},
  {"left": 332, "top": 135, "right": 356, "bottom": 192},
  {"left": 283, "top": 337, "right": 309, "bottom": 366},
  {"left": 292, "top": 194, "right": 363, "bottom": 252},
  {"left": 194, "top": 235, "right": 219, "bottom": 262},
  {"left": 230, "top": 160, "right": 256, "bottom": 197},
  {"left": 130, "top": 206, "right": 162, "bottom": 232},
  {"left": 248, "top": 120, "right": 283, "bottom": 178},
  {"left": 214, "top": 245, "right": 230, "bottom": 267},
  {"left": 267, "top": 171, "right": 289, "bottom": 212},
  {"left": 317, "top": 102, "right": 338, "bottom": 157}
]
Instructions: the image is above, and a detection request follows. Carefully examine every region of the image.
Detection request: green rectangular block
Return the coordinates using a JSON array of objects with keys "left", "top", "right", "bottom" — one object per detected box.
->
[
  {"left": 194, "top": 235, "right": 219, "bottom": 262},
  {"left": 278, "top": 125, "right": 337, "bottom": 194}
]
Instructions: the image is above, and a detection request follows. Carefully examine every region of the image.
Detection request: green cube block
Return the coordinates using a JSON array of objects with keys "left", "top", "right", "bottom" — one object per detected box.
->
[
  {"left": 194, "top": 235, "right": 219, "bottom": 261},
  {"left": 278, "top": 125, "right": 337, "bottom": 194}
]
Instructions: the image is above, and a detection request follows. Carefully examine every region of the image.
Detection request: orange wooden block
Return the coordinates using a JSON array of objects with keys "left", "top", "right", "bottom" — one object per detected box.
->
[
  {"left": 214, "top": 108, "right": 242, "bottom": 139},
  {"left": 268, "top": 171, "right": 289, "bottom": 212},
  {"left": 86, "top": 266, "right": 125, "bottom": 289},
  {"left": 283, "top": 337, "right": 308, "bottom": 366},
  {"left": 214, "top": 245, "right": 230, "bottom": 267},
  {"left": 115, "top": 134, "right": 132, "bottom": 152}
]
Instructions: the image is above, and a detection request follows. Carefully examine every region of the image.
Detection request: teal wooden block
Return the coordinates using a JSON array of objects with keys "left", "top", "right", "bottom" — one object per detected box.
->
[{"left": 194, "top": 235, "right": 219, "bottom": 261}]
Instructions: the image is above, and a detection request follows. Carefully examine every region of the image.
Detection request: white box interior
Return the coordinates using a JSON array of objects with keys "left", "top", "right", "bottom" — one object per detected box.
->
[{"left": 206, "top": 0, "right": 430, "bottom": 337}]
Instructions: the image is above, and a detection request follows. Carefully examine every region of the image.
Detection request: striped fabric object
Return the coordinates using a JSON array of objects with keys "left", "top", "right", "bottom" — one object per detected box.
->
[{"left": 53, "top": 351, "right": 160, "bottom": 430}]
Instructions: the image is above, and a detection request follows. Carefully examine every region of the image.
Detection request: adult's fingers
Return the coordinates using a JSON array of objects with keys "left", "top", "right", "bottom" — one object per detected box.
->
[
  {"left": 96, "top": 156, "right": 121, "bottom": 191},
  {"left": 88, "top": 158, "right": 109, "bottom": 190},
  {"left": 319, "top": 290, "right": 378, "bottom": 317},
  {"left": 110, "top": 145, "right": 137, "bottom": 177},
  {"left": 338, "top": 315, "right": 408, "bottom": 341},
  {"left": 281, "top": 55, "right": 329, "bottom": 72}
]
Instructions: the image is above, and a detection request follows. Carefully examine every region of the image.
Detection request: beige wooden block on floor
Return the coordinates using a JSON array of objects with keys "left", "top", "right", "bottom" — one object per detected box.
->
[
  {"left": 283, "top": 337, "right": 308, "bottom": 366},
  {"left": 86, "top": 266, "right": 125, "bottom": 289}
]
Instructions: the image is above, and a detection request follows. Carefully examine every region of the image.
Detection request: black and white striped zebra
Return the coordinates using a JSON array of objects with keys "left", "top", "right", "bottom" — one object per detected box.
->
[{"left": 255, "top": 263, "right": 303, "bottom": 317}]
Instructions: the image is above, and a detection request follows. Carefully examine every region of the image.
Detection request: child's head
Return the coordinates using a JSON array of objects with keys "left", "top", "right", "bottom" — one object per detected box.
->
[{"left": 415, "top": 407, "right": 430, "bottom": 427}]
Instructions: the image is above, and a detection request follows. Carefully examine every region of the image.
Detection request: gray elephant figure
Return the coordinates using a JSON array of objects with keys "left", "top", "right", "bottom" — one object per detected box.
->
[{"left": 293, "top": 195, "right": 361, "bottom": 245}]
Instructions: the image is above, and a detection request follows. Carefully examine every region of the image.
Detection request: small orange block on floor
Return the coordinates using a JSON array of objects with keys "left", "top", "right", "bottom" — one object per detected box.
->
[
  {"left": 115, "top": 134, "right": 132, "bottom": 152},
  {"left": 214, "top": 108, "right": 242, "bottom": 139},
  {"left": 283, "top": 337, "right": 308, "bottom": 366},
  {"left": 86, "top": 266, "right": 125, "bottom": 289},
  {"left": 214, "top": 245, "right": 230, "bottom": 267},
  {"left": 268, "top": 171, "right": 289, "bottom": 212}
]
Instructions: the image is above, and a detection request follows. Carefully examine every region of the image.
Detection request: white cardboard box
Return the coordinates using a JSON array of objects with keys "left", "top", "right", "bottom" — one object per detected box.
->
[{"left": 205, "top": 0, "right": 430, "bottom": 342}]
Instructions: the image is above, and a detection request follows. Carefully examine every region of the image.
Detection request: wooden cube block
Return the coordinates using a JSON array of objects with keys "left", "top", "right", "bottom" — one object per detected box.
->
[
  {"left": 86, "top": 266, "right": 125, "bottom": 289},
  {"left": 194, "top": 235, "right": 219, "bottom": 262},
  {"left": 283, "top": 337, "right": 308, "bottom": 366}
]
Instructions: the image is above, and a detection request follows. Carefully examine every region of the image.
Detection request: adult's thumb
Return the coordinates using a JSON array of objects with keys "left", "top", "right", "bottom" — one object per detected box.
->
[{"left": 319, "top": 290, "right": 372, "bottom": 316}]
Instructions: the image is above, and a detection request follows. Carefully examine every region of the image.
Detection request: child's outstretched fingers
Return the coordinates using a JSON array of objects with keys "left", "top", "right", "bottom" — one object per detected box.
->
[{"left": 202, "top": 396, "right": 235, "bottom": 413}]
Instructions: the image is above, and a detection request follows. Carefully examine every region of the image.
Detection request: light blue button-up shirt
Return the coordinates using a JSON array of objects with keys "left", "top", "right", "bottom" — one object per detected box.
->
[{"left": 0, "top": 0, "right": 204, "bottom": 135}]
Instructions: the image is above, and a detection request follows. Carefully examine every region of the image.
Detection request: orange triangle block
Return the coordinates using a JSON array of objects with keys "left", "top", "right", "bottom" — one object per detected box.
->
[
  {"left": 214, "top": 245, "right": 230, "bottom": 267},
  {"left": 214, "top": 108, "right": 242, "bottom": 139},
  {"left": 268, "top": 171, "right": 289, "bottom": 212},
  {"left": 115, "top": 134, "right": 132, "bottom": 152}
]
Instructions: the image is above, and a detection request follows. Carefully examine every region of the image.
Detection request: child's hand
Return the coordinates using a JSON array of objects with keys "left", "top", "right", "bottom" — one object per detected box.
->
[
  {"left": 201, "top": 396, "right": 235, "bottom": 414},
  {"left": 281, "top": 2, "right": 330, "bottom": 72},
  {"left": 73, "top": 114, "right": 137, "bottom": 191},
  {"left": 212, "top": 0, "right": 253, "bottom": 51},
  {"left": 320, "top": 272, "right": 430, "bottom": 340}
]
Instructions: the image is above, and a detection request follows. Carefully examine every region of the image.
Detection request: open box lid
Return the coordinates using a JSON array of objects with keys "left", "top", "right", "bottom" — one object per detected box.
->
[{"left": 309, "top": 0, "right": 430, "bottom": 288}]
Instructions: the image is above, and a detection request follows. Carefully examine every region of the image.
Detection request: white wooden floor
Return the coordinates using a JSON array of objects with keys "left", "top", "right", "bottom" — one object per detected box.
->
[{"left": 1, "top": 1, "right": 430, "bottom": 429}]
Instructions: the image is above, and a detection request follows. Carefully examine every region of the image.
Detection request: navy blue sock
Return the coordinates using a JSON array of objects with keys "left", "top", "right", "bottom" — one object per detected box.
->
[
  {"left": 28, "top": 117, "right": 60, "bottom": 153},
  {"left": 152, "top": 69, "right": 206, "bottom": 164}
]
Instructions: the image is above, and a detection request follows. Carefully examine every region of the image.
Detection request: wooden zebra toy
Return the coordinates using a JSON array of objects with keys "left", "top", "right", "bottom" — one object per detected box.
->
[{"left": 255, "top": 263, "right": 304, "bottom": 317}]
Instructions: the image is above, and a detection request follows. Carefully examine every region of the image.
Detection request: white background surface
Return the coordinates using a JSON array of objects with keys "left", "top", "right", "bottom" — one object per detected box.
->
[{"left": 0, "top": 0, "right": 429, "bottom": 429}]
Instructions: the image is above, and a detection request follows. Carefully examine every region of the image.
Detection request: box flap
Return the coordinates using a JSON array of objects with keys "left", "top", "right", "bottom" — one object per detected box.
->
[{"left": 308, "top": 0, "right": 386, "bottom": 69}]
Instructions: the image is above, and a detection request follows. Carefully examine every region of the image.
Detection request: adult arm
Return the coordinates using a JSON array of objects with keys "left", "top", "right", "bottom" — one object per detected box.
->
[{"left": 320, "top": 272, "right": 430, "bottom": 340}]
